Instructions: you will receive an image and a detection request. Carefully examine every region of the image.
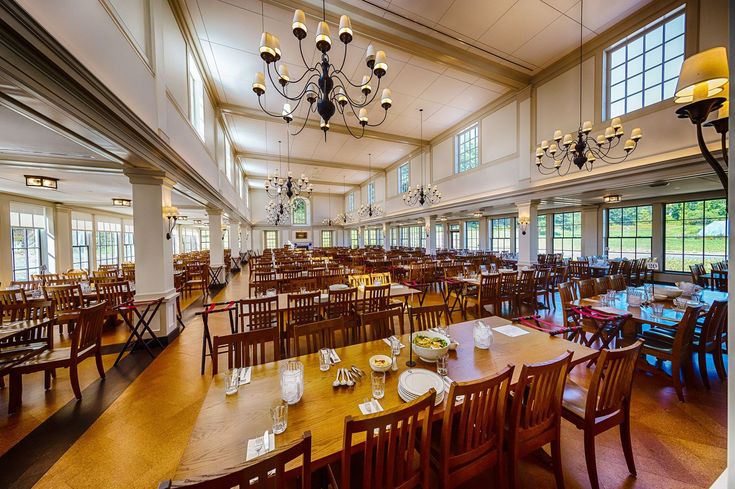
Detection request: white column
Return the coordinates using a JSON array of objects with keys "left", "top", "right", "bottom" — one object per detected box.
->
[
  {"left": 125, "top": 168, "right": 177, "bottom": 338},
  {"left": 581, "top": 205, "right": 600, "bottom": 258},
  {"left": 382, "top": 222, "right": 389, "bottom": 252},
  {"left": 358, "top": 226, "right": 365, "bottom": 248},
  {"left": 426, "top": 216, "right": 436, "bottom": 255},
  {"left": 207, "top": 208, "right": 224, "bottom": 283},
  {"left": 0, "top": 195, "right": 11, "bottom": 285},
  {"left": 55, "top": 204, "right": 73, "bottom": 273},
  {"left": 240, "top": 226, "right": 250, "bottom": 256},
  {"left": 516, "top": 202, "right": 539, "bottom": 267},
  {"left": 479, "top": 218, "right": 488, "bottom": 251},
  {"left": 228, "top": 221, "right": 240, "bottom": 269}
]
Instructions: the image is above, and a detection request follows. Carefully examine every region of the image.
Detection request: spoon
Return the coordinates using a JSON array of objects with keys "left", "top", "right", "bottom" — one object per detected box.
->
[
  {"left": 344, "top": 370, "right": 355, "bottom": 387},
  {"left": 332, "top": 369, "right": 342, "bottom": 388},
  {"left": 339, "top": 368, "right": 348, "bottom": 386}
]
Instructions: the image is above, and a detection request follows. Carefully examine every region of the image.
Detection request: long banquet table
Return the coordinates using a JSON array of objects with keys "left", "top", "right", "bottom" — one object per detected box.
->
[{"left": 175, "top": 316, "right": 597, "bottom": 479}]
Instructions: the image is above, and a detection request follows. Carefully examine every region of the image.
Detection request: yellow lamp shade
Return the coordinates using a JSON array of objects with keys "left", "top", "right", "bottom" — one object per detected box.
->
[{"left": 675, "top": 47, "right": 729, "bottom": 103}]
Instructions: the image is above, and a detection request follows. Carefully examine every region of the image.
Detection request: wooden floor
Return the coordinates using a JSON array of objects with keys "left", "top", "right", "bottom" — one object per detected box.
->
[{"left": 0, "top": 269, "right": 726, "bottom": 488}]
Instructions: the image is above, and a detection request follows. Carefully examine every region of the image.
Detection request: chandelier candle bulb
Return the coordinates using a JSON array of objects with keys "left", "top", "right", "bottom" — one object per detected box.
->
[
  {"left": 562, "top": 133, "right": 573, "bottom": 146},
  {"left": 259, "top": 33, "right": 276, "bottom": 62},
  {"left": 381, "top": 89, "right": 392, "bottom": 109},
  {"left": 282, "top": 103, "right": 293, "bottom": 122},
  {"left": 273, "top": 35, "right": 281, "bottom": 60},
  {"left": 553, "top": 129, "right": 563, "bottom": 141},
  {"left": 359, "top": 108, "right": 368, "bottom": 124},
  {"left": 292, "top": 9, "right": 307, "bottom": 39},
  {"left": 549, "top": 143, "right": 558, "bottom": 155},
  {"left": 373, "top": 50, "right": 387, "bottom": 77},
  {"left": 277, "top": 64, "right": 290, "bottom": 84},
  {"left": 596, "top": 134, "right": 606, "bottom": 145},
  {"left": 541, "top": 140, "right": 549, "bottom": 150},
  {"left": 674, "top": 47, "right": 729, "bottom": 103},
  {"left": 252, "top": 71, "right": 266, "bottom": 95},
  {"left": 604, "top": 127, "right": 615, "bottom": 139},
  {"left": 582, "top": 120, "right": 593, "bottom": 133},
  {"left": 586, "top": 151, "right": 596, "bottom": 162},
  {"left": 316, "top": 21, "right": 332, "bottom": 52},
  {"left": 335, "top": 87, "right": 347, "bottom": 105},
  {"left": 611, "top": 117, "right": 622, "bottom": 130},
  {"left": 338, "top": 15, "right": 353, "bottom": 43},
  {"left": 631, "top": 128, "right": 643, "bottom": 140},
  {"left": 361, "top": 75, "right": 372, "bottom": 95},
  {"left": 624, "top": 139, "right": 636, "bottom": 152},
  {"left": 365, "top": 44, "right": 376, "bottom": 67}
]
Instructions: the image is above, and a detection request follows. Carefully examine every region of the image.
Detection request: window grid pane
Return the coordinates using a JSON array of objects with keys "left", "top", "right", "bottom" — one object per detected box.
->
[
  {"left": 552, "top": 212, "right": 582, "bottom": 258},
  {"left": 398, "top": 164, "right": 409, "bottom": 194},
  {"left": 490, "top": 218, "right": 512, "bottom": 252},
  {"left": 435, "top": 224, "right": 445, "bottom": 249},
  {"left": 605, "top": 205, "right": 652, "bottom": 260},
  {"left": 664, "top": 198, "right": 728, "bottom": 272},
  {"left": 538, "top": 215, "right": 547, "bottom": 254},
  {"left": 264, "top": 230, "right": 278, "bottom": 249},
  {"left": 455, "top": 124, "right": 479, "bottom": 173}
]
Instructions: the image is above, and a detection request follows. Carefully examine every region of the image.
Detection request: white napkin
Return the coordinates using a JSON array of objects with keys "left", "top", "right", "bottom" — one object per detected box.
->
[
  {"left": 493, "top": 325, "right": 530, "bottom": 337},
  {"left": 442, "top": 376, "right": 465, "bottom": 405},
  {"left": 245, "top": 432, "right": 275, "bottom": 461},
  {"left": 359, "top": 398, "right": 384, "bottom": 415},
  {"left": 330, "top": 349, "right": 341, "bottom": 363},
  {"left": 382, "top": 336, "right": 405, "bottom": 348},
  {"left": 239, "top": 367, "right": 252, "bottom": 385}
]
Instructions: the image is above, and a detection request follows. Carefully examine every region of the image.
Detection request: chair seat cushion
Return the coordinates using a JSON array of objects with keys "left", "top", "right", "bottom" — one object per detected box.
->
[
  {"left": 561, "top": 379, "right": 587, "bottom": 420},
  {"left": 10, "top": 347, "right": 74, "bottom": 371}
]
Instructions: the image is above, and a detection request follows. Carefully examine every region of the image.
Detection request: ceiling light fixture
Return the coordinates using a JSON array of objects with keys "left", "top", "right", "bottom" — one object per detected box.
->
[
  {"left": 323, "top": 186, "right": 337, "bottom": 226},
  {"left": 603, "top": 195, "right": 622, "bottom": 203},
  {"left": 674, "top": 46, "right": 729, "bottom": 190},
  {"left": 162, "top": 206, "right": 179, "bottom": 240},
  {"left": 112, "top": 198, "right": 132, "bottom": 207},
  {"left": 25, "top": 175, "right": 58, "bottom": 190},
  {"left": 403, "top": 109, "right": 441, "bottom": 207},
  {"left": 358, "top": 153, "right": 383, "bottom": 218},
  {"left": 264, "top": 138, "right": 312, "bottom": 200},
  {"left": 536, "top": 0, "right": 642, "bottom": 175},
  {"left": 517, "top": 215, "right": 530, "bottom": 235},
  {"left": 252, "top": 0, "right": 392, "bottom": 141},
  {"left": 334, "top": 175, "right": 354, "bottom": 225}
]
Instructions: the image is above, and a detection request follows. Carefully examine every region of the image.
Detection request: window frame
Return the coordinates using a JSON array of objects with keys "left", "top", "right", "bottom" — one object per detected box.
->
[
  {"left": 454, "top": 123, "right": 480, "bottom": 174},
  {"left": 350, "top": 229, "right": 359, "bottom": 249},
  {"left": 605, "top": 205, "right": 653, "bottom": 260},
  {"left": 398, "top": 163, "right": 409, "bottom": 194},
  {"left": 200, "top": 228, "right": 210, "bottom": 250},
  {"left": 188, "top": 52, "right": 205, "bottom": 141},
  {"left": 321, "top": 230, "right": 333, "bottom": 248},
  {"left": 663, "top": 198, "right": 728, "bottom": 272},
  {"left": 291, "top": 197, "right": 309, "bottom": 226},
  {"left": 537, "top": 214, "right": 547, "bottom": 255},
  {"left": 552, "top": 211, "right": 582, "bottom": 259},
  {"left": 435, "top": 224, "right": 445, "bottom": 250},
  {"left": 489, "top": 217, "right": 512, "bottom": 253},
  {"left": 95, "top": 221, "right": 121, "bottom": 267},
  {"left": 71, "top": 216, "right": 93, "bottom": 271},
  {"left": 347, "top": 192, "right": 354, "bottom": 212},
  {"left": 11, "top": 226, "right": 43, "bottom": 281},
  {"left": 367, "top": 181, "right": 375, "bottom": 204},
  {"left": 604, "top": 6, "right": 686, "bottom": 120},
  {"left": 123, "top": 223, "right": 135, "bottom": 262},
  {"left": 263, "top": 230, "right": 278, "bottom": 249}
]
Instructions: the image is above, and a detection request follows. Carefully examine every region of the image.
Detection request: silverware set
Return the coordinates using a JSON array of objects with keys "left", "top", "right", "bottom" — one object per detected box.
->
[{"left": 332, "top": 366, "right": 364, "bottom": 388}]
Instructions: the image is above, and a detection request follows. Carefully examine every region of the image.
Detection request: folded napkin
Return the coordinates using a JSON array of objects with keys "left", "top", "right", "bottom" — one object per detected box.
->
[
  {"left": 329, "top": 349, "right": 341, "bottom": 364},
  {"left": 245, "top": 432, "right": 275, "bottom": 461},
  {"left": 382, "top": 336, "right": 405, "bottom": 348},
  {"left": 442, "top": 376, "right": 465, "bottom": 405},
  {"left": 239, "top": 367, "right": 252, "bottom": 385},
  {"left": 492, "top": 325, "right": 530, "bottom": 337},
  {"left": 359, "top": 398, "right": 384, "bottom": 415}
]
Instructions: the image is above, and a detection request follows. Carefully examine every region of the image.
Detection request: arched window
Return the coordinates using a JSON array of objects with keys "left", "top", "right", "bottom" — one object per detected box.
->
[{"left": 291, "top": 197, "right": 310, "bottom": 225}]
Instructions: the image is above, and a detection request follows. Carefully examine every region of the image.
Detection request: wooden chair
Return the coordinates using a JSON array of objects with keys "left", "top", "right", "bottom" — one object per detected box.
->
[
  {"left": 592, "top": 277, "right": 609, "bottom": 295},
  {"left": 279, "top": 277, "right": 318, "bottom": 294},
  {"left": 506, "top": 351, "right": 573, "bottom": 489},
  {"left": 158, "top": 432, "right": 312, "bottom": 489},
  {"left": 433, "top": 366, "right": 514, "bottom": 488},
  {"left": 185, "top": 264, "right": 209, "bottom": 297},
  {"left": 284, "top": 292, "right": 321, "bottom": 354},
  {"left": 0, "top": 301, "right": 55, "bottom": 389},
  {"left": 370, "top": 271, "right": 392, "bottom": 284},
  {"left": 408, "top": 304, "right": 451, "bottom": 333},
  {"left": 43, "top": 284, "right": 84, "bottom": 336},
  {"left": 636, "top": 305, "right": 703, "bottom": 402},
  {"left": 514, "top": 269, "right": 537, "bottom": 315},
  {"left": 211, "top": 327, "right": 280, "bottom": 374},
  {"left": 32, "top": 273, "right": 61, "bottom": 285},
  {"left": 577, "top": 278, "right": 596, "bottom": 299},
  {"left": 331, "top": 391, "right": 435, "bottom": 489},
  {"left": 348, "top": 273, "right": 372, "bottom": 288},
  {"left": 253, "top": 270, "right": 276, "bottom": 282},
  {"left": 325, "top": 287, "right": 358, "bottom": 321},
  {"left": 534, "top": 268, "right": 552, "bottom": 310},
  {"left": 569, "top": 260, "right": 591, "bottom": 280},
  {"left": 562, "top": 341, "right": 643, "bottom": 489},
  {"left": 360, "top": 306, "right": 404, "bottom": 342},
  {"left": 7, "top": 302, "right": 107, "bottom": 414},
  {"left": 64, "top": 270, "right": 89, "bottom": 281},
  {"left": 557, "top": 282, "right": 577, "bottom": 328},
  {"left": 96, "top": 281, "right": 134, "bottom": 324},
  {"left": 292, "top": 318, "right": 352, "bottom": 356},
  {"left": 0, "top": 289, "right": 26, "bottom": 321},
  {"left": 321, "top": 274, "right": 347, "bottom": 290},
  {"left": 463, "top": 273, "right": 500, "bottom": 319},
  {"left": 9, "top": 280, "right": 42, "bottom": 291},
  {"left": 249, "top": 280, "right": 279, "bottom": 298},
  {"left": 361, "top": 284, "right": 391, "bottom": 314},
  {"left": 233, "top": 296, "right": 279, "bottom": 332},
  {"left": 608, "top": 274, "right": 626, "bottom": 291},
  {"left": 498, "top": 271, "right": 517, "bottom": 315}
]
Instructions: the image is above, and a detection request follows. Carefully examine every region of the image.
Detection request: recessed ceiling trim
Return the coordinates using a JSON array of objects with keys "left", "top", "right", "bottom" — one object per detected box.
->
[{"left": 239, "top": 151, "right": 381, "bottom": 173}]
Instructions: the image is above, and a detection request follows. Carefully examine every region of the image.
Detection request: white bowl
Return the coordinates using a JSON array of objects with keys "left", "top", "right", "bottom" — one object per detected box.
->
[
  {"left": 329, "top": 284, "right": 348, "bottom": 291},
  {"left": 410, "top": 330, "right": 450, "bottom": 363},
  {"left": 369, "top": 354, "right": 392, "bottom": 372}
]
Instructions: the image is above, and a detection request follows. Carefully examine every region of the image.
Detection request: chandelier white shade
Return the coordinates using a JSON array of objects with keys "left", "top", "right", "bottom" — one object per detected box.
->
[{"left": 403, "top": 108, "right": 441, "bottom": 207}]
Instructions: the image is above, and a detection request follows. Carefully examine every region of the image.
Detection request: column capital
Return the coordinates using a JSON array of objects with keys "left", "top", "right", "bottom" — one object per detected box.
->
[
  {"left": 124, "top": 167, "right": 175, "bottom": 188},
  {"left": 515, "top": 200, "right": 541, "bottom": 209},
  {"left": 54, "top": 203, "right": 73, "bottom": 212},
  {"left": 206, "top": 207, "right": 223, "bottom": 217}
]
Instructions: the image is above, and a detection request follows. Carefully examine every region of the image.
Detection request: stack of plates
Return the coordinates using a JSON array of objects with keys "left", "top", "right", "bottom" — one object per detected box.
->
[{"left": 398, "top": 369, "right": 444, "bottom": 406}]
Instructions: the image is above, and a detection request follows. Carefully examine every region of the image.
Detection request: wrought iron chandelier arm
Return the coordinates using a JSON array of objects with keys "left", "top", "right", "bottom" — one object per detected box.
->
[
  {"left": 696, "top": 123, "right": 729, "bottom": 190},
  {"left": 366, "top": 108, "right": 389, "bottom": 127},
  {"left": 340, "top": 109, "right": 366, "bottom": 139},
  {"left": 720, "top": 132, "right": 728, "bottom": 166},
  {"left": 350, "top": 76, "right": 382, "bottom": 108},
  {"left": 282, "top": 62, "right": 321, "bottom": 86},
  {"left": 266, "top": 64, "right": 310, "bottom": 101},
  {"left": 297, "top": 38, "right": 311, "bottom": 71},
  {"left": 290, "top": 105, "right": 314, "bottom": 137},
  {"left": 257, "top": 96, "right": 288, "bottom": 119},
  {"left": 336, "top": 67, "right": 376, "bottom": 90}
]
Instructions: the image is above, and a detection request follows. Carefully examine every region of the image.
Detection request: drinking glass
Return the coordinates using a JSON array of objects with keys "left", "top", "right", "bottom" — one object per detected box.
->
[
  {"left": 280, "top": 361, "right": 304, "bottom": 405},
  {"left": 224, "top": 369, "right": 239, "bottom": 396},
  {"left": 473, "top": 320, "right": 493, "bottom": 349},
  {"left": 299, "top": 286, "right": 307, "bottom": 294},
  {"left": 266, "top": 288, "right": 277, "bottom": 297},
  {"left": 318, "top": 348, "right": 331, "bottom": 371},
  {"left": 371, "top": 371, "right": 386, "bottom": 400},
  {"left": 692, "top": 291, "right": 703, "bottom": 304},
  {"left": 436, "top": 353, "right": 449, "bottom": 377},
  {"left": 652, "top": 302, "right": 664, "bottom": 316},
  {"left": 271, "top": 401, "right": 288, "bottom": 434}
]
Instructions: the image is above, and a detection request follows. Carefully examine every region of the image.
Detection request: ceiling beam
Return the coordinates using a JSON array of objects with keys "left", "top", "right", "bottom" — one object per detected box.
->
[
  {"left": 260, "top": 0, "right": 532, "bottom": 89},
  {"left": 238, "top": 151, "right": 385, "bottom": 173},
  {"left": 221, "top": 105, "right": 426, "bottom": 146},
  {"left": 0, "top": 153, "right": 123, "bottom": 172}
]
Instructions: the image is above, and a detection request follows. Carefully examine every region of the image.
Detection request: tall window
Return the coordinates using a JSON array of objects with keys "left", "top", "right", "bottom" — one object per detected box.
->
[
  {"left": 399, "top": 227, "right": 409, "bottom": 247},
  {"left": 490, "top": 218, "right": 512, "bottom": 252},
  {"left": 365, "top": 228, "right": 383, "bottom": 246},
  {"left": 200, "top": 228, "right": 210, "bottom": 250},
  {"left": 398, "top": 163, "right": 409, "bottom": 194},
  {"left": 291, "top": 197, "right": 307, "bottom": 225},
  {"left": 367, "top": 182, "right": 375, "bottom": 204},
  {"left": 606, "top": 7, "right": 685, "bottom": 118},
  {"left": 664, "top": 198, "right": 727, "bottom": 272},
  {"left": 10, "top": 208, "right": 45, "bottom": 280},
  {"left": 96, "top": 221, "right": 121, "bottom": 267},
  {"left": 347, "top": 192, "right": 354, "bottom": 212},
  {"left": 71, "top": 216, "right": 92, "bottom": 270},
  {"left": 390, "top": 227, "right": 398, "bottom": 247},
  {"left": 538, "top": 215, "right": 547, "bottom": 254},
  {"left": 188, "top": 52, "right": 205, "bottom": 140},
  {"left": 181, "top": 226, "right": 200, "bottom": 252},
  {"left": 455, "top": 123, "right": 479, "bottom": 173},
  {"left": 435, "top": 224, "right": 445, "bottom": 249},
  {"left": 552, "top": 212, "right": 582, "bottom": 258},
  {"left": 449, "top": 224, "right": 460, "bottom": 249},
  {"left": 606, "top": 205, "right": 652, "bottom": 259},
  {"left": 321, "top": 230, "right": 332, "bottom": 247},
  {"left": 225, "top": 137, "right": 233, "bottom": 182},
  {"left": 409, "top": 226, "right": 424, "bottom": 248},
  {"left": 264, "top": 230, "right": 278, "bottom": 249},
  {"left": 171, "top": 227, "right": 180, "bottom": 255},
  {"left": 350, "top": 229, "right": 359, "bottom": 249},
  {"left": 123, "top": 224, "right": 135, "bottom": 262},
  {"left": 464, "top": 221, "right": 479, "bottom": 250}
]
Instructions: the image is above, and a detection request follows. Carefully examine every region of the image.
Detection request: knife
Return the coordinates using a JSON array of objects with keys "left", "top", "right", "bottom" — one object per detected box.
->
[{"left": 262, "top": 430, "right": 270, "bottom": 452}]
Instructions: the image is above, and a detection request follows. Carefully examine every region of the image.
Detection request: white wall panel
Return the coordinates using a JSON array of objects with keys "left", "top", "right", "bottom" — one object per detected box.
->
[{"left": 481, "top": 101, "right": 517, "bottom": 163}]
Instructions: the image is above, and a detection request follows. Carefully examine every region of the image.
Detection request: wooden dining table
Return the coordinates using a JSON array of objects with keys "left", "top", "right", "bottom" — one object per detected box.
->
[{"left": 175, "top": 316, "right": 597, "bottom": 479}]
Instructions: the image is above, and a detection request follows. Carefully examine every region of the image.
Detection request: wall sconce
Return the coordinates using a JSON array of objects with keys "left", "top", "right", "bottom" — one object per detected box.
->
[
  {"left": 674, "top": 47, "right": 729, "bottom": 190},
  {"left": 424, "top": 223, "right": 431, "bottom": 238},
  {"left": 162, "top": 206, "right": 179, "bottom": 240},
  {"left": 112, "top": 198, "right": 132, "bottom": 207},
  {"left": 603, "top": 195, "right": 622, "bottom": 204},
  {"left": 518, "top": 216, "right": 530, "bottom": 235},
  {"left": 25, "top": 175, "right": 58, "bottom": 190}
]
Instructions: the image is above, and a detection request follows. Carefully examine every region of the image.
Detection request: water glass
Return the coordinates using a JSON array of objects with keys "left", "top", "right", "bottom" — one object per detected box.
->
[
  {"left": 224, "top": 369, "right": 239, "bottom": 396},
  {"left": 692, "top": 291, "right": 703, "bottom": 304},
  {"left": 652, "top": 302, "right": 664, "bottom": 316},
  {"left": 299, "top": 286, "right": 307, "bottom": 294},
  {"left": 271, "top": 402, "right": 288, "bottom": 434},
  {"left": 371, "top": 371, "right": 386, "bottom": 400},
  {"left": 318, "top": 348, "right": 331, "bottom": 371},
  {"left": 436, "top": 353, "right": 449, "bottom": 377},
  {"left": 266, "top": 288, "right": 277, "bottom": 297},
  {"left": 280, "top": 361, "right": 304, "bottom": 405},
  {"left": 473, "top": 320, "right": 493, "bottom": 350}
]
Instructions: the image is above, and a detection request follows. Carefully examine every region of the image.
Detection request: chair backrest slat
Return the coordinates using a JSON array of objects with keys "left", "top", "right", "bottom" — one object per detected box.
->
[{"left": 212, "top": 327, "right": 280, "bottom": 374}]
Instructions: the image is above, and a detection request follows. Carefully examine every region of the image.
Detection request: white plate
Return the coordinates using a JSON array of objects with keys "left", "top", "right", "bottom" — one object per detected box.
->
[
  {"left": 398, "top": 384, "right": 444, "bottom": 406},
  {"left": 399, "top": 369, "right": 445, "bottom": 398},
  {"left": 329, "top": 284, "right": 348, "bottom": 291}
]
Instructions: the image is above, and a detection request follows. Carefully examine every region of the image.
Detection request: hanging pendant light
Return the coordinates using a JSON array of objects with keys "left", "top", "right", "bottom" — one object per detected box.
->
[
  {"left": 403, "top": 108, "right": 441, "bottom": 207},
  {"left": 358, "top": 153, "right": 383, "bottom": 218}
]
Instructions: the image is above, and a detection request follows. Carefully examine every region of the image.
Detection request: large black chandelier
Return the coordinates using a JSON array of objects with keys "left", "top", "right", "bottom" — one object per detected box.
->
[
  {"left": 358, "top": 153, "right": 383, "bottom": 218},
  {"left": 266, "top": 194, "right": 290, "bottom": 226},
  {"left": 403, "top": 109, "right": 441, "bottom": 207},
  {"left": 535, "top": 0, "right": 642, "bottom": 176},
  {"left": 251, "top": 1, "right": 393, "bottom": 141},
  {"left": 265, "top": 138, "right": 312, "bottom": 200}
]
